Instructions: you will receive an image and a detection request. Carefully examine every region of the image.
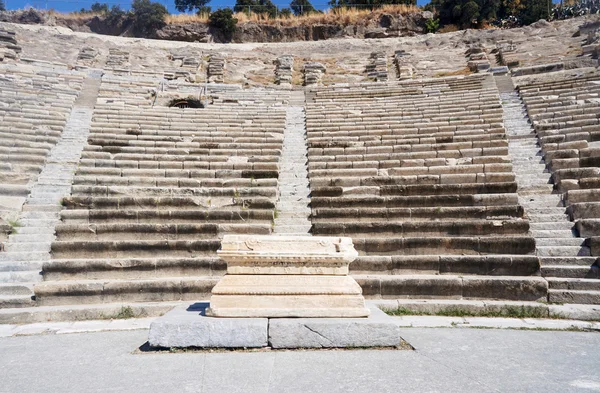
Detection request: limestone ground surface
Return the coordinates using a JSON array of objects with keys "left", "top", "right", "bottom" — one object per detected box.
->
[{"left": 0, "top": 328, "right": 599, "bottom": 392}]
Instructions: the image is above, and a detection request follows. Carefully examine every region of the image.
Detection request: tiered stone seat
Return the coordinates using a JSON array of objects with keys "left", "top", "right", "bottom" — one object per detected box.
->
[
  {"left": 306, "top": 74, "right": 545, "bottom": 301},
  {"left": 520, "top": 74, "right": 600, "bottom": 230},
  {"left": 96, "top": 74, "right": 160, "bottom": 108},
  {"left": 34, "top": 92, "right": 286, "bottom": 306},
  {"left": 0, "top": 63, "right": 83, "bottom": 243},
  {"left": 518, "top": 71, "right": 600, "bottom": 304}
]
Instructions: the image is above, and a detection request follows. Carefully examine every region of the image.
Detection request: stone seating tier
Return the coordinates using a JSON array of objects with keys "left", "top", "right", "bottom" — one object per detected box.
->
[
  {"left": 34, "top": 93, "right": 287, "bottom": 306},
  {"left": 519, "top": 74, "right": 600, "bottom": 231},
  {"left": 0, "top": 64, "right": 84, "bottom": 234},
  {"left": 303, "top": 73, "right": 542, "bottom": 302}
]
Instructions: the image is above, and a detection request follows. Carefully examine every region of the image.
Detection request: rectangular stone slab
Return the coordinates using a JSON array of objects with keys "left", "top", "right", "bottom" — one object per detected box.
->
[
  {"left": 217, "top": 235, "right": 358, "bottom": 275},
  {"left": 268, "top": 305, "right": 402, "bottom": 349},
  {"left": 210, "top": 274, "right": 363, "bottom": 295},
  {"left": 208, "top": 295, "right": 369, "bottom": 318},
  {"left": 148, "top": 304, "right": 268, "bottom": 348}
]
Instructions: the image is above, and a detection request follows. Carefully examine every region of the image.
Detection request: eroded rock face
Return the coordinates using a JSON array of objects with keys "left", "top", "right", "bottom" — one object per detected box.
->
[
  {"left": 0, "top": 9, "right": 431, "bottom": 43},
  {"left": 0, "top": 9, "right": 47, "bottom": 24},
  {"left": 155, "top": 23, "right": 211, "bottom": 42}
]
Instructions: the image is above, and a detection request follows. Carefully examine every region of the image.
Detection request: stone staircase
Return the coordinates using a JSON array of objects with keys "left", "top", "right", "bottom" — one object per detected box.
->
[
  {"left": 497, "top": 74, "right": 600, "bottom": 305},
  {"left": 0, "top": 71, "right": 101, "bottom": 309},
  {"left": 273, "top": 90, "right": 311, "bottom": 235}
]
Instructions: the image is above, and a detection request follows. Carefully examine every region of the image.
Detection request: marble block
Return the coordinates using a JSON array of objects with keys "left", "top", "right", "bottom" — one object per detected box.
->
[
  {"left": 207, "top": 235, "right": 369, "bottom": 318},
  {"left": 148, "top": 303, "right": 268, "bottom": 348},
  {"left": 218, "top": 235, "right": 358, "bottom": 275},
  {"left": 268, "top": 305, "right": 402, "bottom": 349}
]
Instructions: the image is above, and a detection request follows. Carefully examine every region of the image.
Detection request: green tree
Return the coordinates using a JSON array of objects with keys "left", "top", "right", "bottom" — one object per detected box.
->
[
  {"left": 132, "top": 0, "right": 168, "bottom": 36},
  {"left": 174, "top": 0, "right": 210, "bottom": 13},
  {"left": 105, "top": 5, "right": 127, "bottom": 25},
  {"left": 90, "top": 2, "right": 110, "bottom": 13},
  {"left": 196, "top": 5, "right": 212, "bottom": 15},
  {"left": 234, "top": 0, "right": 278, "bottom": 18},
  {"left": 428, "top": 0, "right": 499, "bottom": 28},
  {"left": 520, "top": 0, "right": 549, "bottom": 24},
  {"left": 209, "top": 8, "right": 238, "bottom": 41},
  {"left": 290, "top": 0, "right": 316, "bottom": 15},
  {"left": 279, "top": 7, "right": 293, "bottom": 16}
]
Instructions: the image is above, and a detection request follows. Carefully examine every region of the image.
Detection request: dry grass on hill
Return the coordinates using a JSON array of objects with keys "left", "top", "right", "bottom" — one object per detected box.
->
[
  {"left": 167, "top": 4, "right": 418, "bottom": 26},
  {"left": 53, "top": 4, "right": 418, "bottom": 27}
]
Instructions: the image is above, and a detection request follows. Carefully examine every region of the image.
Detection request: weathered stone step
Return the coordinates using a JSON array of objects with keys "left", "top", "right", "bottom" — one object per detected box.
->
[
  {"left": 378, "top": 298, "right": 550, "bottom": 317},
  {"left": 542, "top": 265, "right": 600, "bottom": 279},
  {"left": 549, "top": 289, "right": 600, "bottom": 304},
  {"left": 526, "top": 207, "right": 567, "bottom": 215},
  {"left": 0, "top": 300, "right": 185, "bottom": 324},
  {"left": 42, "top": 257, "right": 224, "bottom": 281},
  {"left": 529, "top": 222, "right": 575, "bottom": 231},
  {"left": 547, "top": 277, "right": 600, "bottom": 290},
  {"left": 0, "top": 295, "right": 35, "bottom": 309},
  {"left": 0, "top": 268, "right": 42, "bottom": 283},
  {"left": 11, "top": 227, "right": 56, "bottom": 235},
  {"left": 34, "top": 277, "right": 220, "bottom": 306},
  {"left": 21, "top": 204, "right": 62, "bottom": 212},
  {"left": 3, "top": 242, "right": 51, "bottom": 253},
  {"left": 0, "top": 282, "right": 34, "bottom": 295},
  {"left": 273, "top": 224, "right": 312, "bottom": 233},
  {"left": 527, "top": 214, "right": 570, "bottom": 223},
  {"left": 350, "top": 255, "right": 539, "bottom": 276},
  {"left": 536, "top": 238, "right": 585, "bottom": 247},
  {"left": 0, "top": 252, "right": 50, "bottom": 263},
  {"left": 8, "top": 234, "right": 55, "bottom": 243},
  {"left": 51, "top": 239, "right": 221, "bottom": 258},
  {"left": 536, "top": 246, "right": 591, "bottom": 257},
  {"left": 540, "top": 256, "right": 598, "bottom": 266},
  {"left": 354, "top": 274, "right": 547, "bottom": 301}
]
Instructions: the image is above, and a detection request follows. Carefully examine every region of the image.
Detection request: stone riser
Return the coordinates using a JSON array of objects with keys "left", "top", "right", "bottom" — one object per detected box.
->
[
  {"left": 54, "top": 223, "right": 272, "bottom": 241},
  {"left": 51, "top": 240, "right": 221, "bottom": 259},
  {"left": 352, "top": 236, "right": 535, "bottom": 256},
  {"left": 548, "top": 289, "right": 600, "bottom": 304},
  {"left": 62, "top": 196, "right": 277, "bottom": 211},
  {"left": 32, "top": 274, "right": 548, "bottom": 307},
  {"left": 312, "top": 221, "right": 530, "bottom": 237}
]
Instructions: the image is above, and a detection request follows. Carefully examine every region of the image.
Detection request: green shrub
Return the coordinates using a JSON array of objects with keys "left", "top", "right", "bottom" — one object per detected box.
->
[
  {"left": 209, "top": 8, "right": 238, "bottom": 41},
  {"left": 132, "top": 0, "right": 168, "bottom": 36},
  {"left": 425, "top": 18, "right": 440, "bottom": 33}
]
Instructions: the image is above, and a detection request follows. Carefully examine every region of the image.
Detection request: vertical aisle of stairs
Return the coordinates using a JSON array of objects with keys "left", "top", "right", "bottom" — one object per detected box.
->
[
  {"left": 496, "top": 74, "right": 600, "bottom": 306},
  {"left": 273, "top": 90, "right": 312, "bottom": 235},
  {"left": 0, "top": 70, "right": 101, "bottom": 309}
]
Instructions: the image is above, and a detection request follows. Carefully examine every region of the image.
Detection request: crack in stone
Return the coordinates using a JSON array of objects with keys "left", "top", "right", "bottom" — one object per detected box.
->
[{"left": 303, "top": 324, "right": 333, "bottom": 346}]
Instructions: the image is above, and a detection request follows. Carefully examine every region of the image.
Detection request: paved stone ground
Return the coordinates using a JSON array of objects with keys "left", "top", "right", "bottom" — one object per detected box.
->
[
  {"left": 0, "top": 328, "right": 599, "bottom": 392},
  {"left": 1, "top": 315, "right": 599, "bottom": 338}
]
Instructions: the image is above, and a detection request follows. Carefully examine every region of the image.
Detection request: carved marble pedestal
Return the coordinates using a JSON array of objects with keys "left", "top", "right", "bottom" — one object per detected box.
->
[{"left": 206, "top": 235, "right": 370, "bottom": 318}]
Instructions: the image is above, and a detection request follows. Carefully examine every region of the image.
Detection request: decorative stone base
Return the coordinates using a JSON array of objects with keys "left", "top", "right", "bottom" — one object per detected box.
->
[
  {"left": 148, "top": 303, "right": 401, "bottom": 349},
  {"left": 207, "top": 274, "right": 370, "bottom": 318}
]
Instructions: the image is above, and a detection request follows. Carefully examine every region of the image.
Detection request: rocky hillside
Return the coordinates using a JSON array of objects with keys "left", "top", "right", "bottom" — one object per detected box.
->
[{"left": 0, "top": 8, "right": 433, "bottom": 43}]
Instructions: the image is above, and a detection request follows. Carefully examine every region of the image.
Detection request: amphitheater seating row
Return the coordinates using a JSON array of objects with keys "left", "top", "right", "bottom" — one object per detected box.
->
[
  {"left": 519, "top": 72, "right": 600, "bottom": 252},
  {"left": 306, "top": 74, "right": 546, "bottom": 301},
  {"left": 33, "top": 78, "right": 287, "bottom": 305},
  {"left": 0, "top": 63, "right": 83, "bottom": 245}
]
